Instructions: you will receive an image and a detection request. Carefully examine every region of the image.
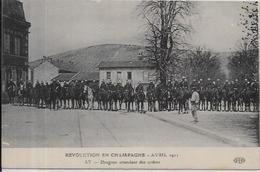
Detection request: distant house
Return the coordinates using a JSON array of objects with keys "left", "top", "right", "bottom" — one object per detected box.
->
[
  {"left": 98, "top": 60, "right": 156, "bottom": 87},
  {"left": 28, "top": 57, "right": 76, "bottom": 85}
]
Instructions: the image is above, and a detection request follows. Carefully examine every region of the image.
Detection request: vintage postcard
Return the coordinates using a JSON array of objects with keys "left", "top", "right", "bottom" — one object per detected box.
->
[{"left": 1, "top": 0, "right": 259, "bottom": 170}]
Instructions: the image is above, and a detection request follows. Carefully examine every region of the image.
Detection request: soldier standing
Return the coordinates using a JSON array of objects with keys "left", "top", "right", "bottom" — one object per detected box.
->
[{"left": 191, "top": 86, "right": 200, "bottom": 123}]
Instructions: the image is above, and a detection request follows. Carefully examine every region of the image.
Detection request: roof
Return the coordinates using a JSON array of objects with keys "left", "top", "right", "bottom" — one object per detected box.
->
[
  {"left": 98, "top": 60, "right": 155, "bottom": 69},
  {"left": 29, "top": 59, "right": 77, "bottom": 72},
  {"left": 51, "top": 73, "right": 77, "bottom": 81},
  {"left": 72, "top": 72, "right": 99, "bottom": 81},
  {"left": 3, "top": 0, "right": 30, "bottom": 24},
  {"left": 51, "top": 72, "right": 99, "bottom": 81}
]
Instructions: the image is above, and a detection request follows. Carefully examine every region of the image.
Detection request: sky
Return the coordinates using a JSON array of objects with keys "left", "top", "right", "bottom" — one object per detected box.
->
[{"left": 20, "top": 0, "right": 244, "bottom": 61}]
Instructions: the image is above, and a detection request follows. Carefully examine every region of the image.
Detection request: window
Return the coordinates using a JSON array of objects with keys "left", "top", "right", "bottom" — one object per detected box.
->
[
  {"left": 117, "top": 72, "right": 122, "bottom": 81},
  {"left": 14, "top": 37, "right": 21, "bottom": 55},
  {"left": 4, "top": 33, "right": 10, "bottom": 54},
  {"left": 127, "top": 72, "right": 132, "bottom": 80},
  {"left": 106, "top": 72, "right": 111, "bottom": 80},
  {"left": 143, "top": 71, "right": 149, "bottom": 82}
]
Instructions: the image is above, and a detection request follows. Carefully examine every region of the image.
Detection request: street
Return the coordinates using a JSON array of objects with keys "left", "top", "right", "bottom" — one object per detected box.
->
[{"left": 2, "top": 104, "right": 258, "bottom": 147}]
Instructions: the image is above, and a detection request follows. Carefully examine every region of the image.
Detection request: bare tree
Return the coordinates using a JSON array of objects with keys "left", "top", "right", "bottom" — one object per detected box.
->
[
  {"left": 240, "top": 1, "right": 258, "bottom": 49},
  {"left": 139, "top": 1, "right": 194, "bottom": 84},
  {"left": 229, "top": 42, "right": 258, "bottom": 81},
  {"left": 179, "top": 47, "right": 225, "bottom": 82}
]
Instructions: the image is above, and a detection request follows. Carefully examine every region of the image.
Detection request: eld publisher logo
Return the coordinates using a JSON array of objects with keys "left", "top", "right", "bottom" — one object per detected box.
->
[{"left": 233, "top": 157, "right": 246, "bottom": 164}]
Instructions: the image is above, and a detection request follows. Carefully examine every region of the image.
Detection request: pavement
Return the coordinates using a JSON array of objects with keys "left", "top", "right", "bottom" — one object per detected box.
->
[
  {"left": 1, "top": 104, "right": 259, "bottom": 147},
  {"left": 146, "top": 111, "right": 259, "bottom": 147}
]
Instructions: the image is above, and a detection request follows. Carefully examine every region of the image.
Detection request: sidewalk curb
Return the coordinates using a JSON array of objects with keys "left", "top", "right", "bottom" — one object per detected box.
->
[{"left": 146, "top": 113, "right": 255, "bottom": 147}]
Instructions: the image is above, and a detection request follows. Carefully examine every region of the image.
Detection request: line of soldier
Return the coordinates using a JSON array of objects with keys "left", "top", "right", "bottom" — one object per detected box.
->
[{"left": 5, "top": 76, "right": 259, "bottom": 113}]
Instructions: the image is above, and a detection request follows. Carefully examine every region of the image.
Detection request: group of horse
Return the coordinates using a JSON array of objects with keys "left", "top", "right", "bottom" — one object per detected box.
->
[{"left": 6, "top": 80, "right": 259, "bottom": 113}]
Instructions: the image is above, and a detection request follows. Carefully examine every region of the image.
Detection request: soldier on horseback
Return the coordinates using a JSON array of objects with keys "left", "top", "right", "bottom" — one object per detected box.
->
[
  {"left": 6, "top": 78, "right": 16, "bottom": 104},
  {"left": 17, "top": 79, "right": 26, "bottom": 106},
  {"left": 100, "top": 80, "right": 108, "bottom": 110},
  {"left": 124, "top": 80, "right": 134, "bottom": 112},
  {"left": 146, "top": 81, "right": 156, "bottom": 112},
  {"left": 166, "top": 79, "right": 174, "bottom": 111},
  {"left": 107, "top": 80, "right": 115, "bottom": 111},
  {"left": 115, "top": 81, "right": 124, "bottom": 110},
  {"left": 135, "top": 81, "right": 145, "bottom": 113},
  {"left": 26, "top": 81, "right": 34, "bottom": 106},
  {"left": 34, "top": 81, "right": 41, "bottom": 108}
]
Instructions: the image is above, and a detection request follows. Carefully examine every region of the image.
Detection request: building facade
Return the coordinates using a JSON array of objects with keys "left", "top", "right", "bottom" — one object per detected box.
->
[
  {"left": 2, "top": 0, "right": 31, "bottom": 92},
  {"left": 98, "top": 60, "right": 156, "bottom": 87}
]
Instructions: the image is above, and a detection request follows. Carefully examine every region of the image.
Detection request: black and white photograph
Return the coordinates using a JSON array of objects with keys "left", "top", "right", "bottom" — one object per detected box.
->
[{"left": 1, "top": 0, "right": 259, "bottom": 156}]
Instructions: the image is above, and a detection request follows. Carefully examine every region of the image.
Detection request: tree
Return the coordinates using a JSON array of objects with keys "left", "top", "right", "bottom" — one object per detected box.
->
[
  {"left": 240, "top": 1, "right": 258, "bottom": 49},
  {"left": 228, "top": 42, "right": 258, "bottom": 81},
  {"left": 139, "top": 1, "right": 194, "bottom": 84},
  {"left": 179, "top": 47, "right": 225, "bottom": 82},
  {"left": 228, "top": 2, "right": 258, "bottom": 81}
]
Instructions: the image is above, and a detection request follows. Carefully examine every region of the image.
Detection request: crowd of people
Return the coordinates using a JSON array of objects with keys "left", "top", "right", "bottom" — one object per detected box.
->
[{"left": 5, "top": 76, "right": 259, "bottom": 113}]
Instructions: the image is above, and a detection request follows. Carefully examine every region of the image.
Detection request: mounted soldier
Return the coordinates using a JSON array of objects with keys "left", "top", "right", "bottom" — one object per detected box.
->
[
  {"left": 107, "top": 80, "right": 115, "bottom": 111},
  {"left": 146, "top": 81, "right": 156, "bottom": 112},
  {"left": 17, "top": 79, "right": 26, "bottom": 106},
  {"left": 166, "top": 79, "right": 174, "bottom": 111},
  {"left": 155, "top": 80, "right": 163, "bottom": 111},
  {"left": 124, "top": 80, "right": 134, "bottom": 112},
  {"left": 6, "top": 78, "right": 16, "bottom": 104},
  {"left": 99, "top": 80, "right": 108, "bottom": 110},
  {"left": 38, "top": 81, "right": 45, "bottom": 108},
  {"left": 222, "top": 80, "right": 230, "bottom": 111},
  {"left": 26, "top": 81, "right": 34, "bottom": 106},
  {"left": 34, "top": 81, "right": 41, "bottom": 108},
  {"left": 115, "top": 81, "right": 124, "bottom": 110},
  {"left": 231, "top": 79, "right": 240, "bottom": 111},
  {"left": 135, "top": 82, "right": 145, "bottom": 113}
]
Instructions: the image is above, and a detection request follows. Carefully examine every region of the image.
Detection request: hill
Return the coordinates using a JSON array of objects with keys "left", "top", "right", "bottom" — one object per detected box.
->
[{"left": 30, "top": 44, "right": 145, "bottom": 75}]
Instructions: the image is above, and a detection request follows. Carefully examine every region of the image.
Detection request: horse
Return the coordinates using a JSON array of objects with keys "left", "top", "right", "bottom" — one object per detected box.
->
[
  {"left": 107, "top": 87, "right": 115, "bottom": 111},
  {"left": 146, "top": 89, "right": 156, "bottom": 112},
  {"left": 6, "top": 83, "right": 16, "bottom": 104},
  {"left": 199, "top": 88, "right": 207, "bottom": 111},
  {"left": 212, "top": 88, "right": 222, "bottom": 111},
  {"left": 26, "top": 85, "right": 34, "bottom": 106},
  {"left": 99, "top": 88, "right": 109, "bottom": 111},
  {"left": 167, "top": 88, "right": 174, "bottom": 111},
  {"left": 136, "top": 90, "right": 145, "bottom": 113},
  {"left": 158, "top": 87, "right": 168, "bottom": 111},
  {"left": 175, "top": 87, "right": 189, "bottom": 114},
  {"left": 49, "top": 83, "right": 59, "bottom": 110},
  {"left": 205, "top": 88, "right": 214, "bottom": 111},
  {"left": 115, "top": 87, "right": 124, "bottom": 110},
  {"left": 17, "top": 83, "right": 26, "bottom": 106},
  {"left": 124, "top": 88, "right": 134, "bottom": 112},
  {"left": 82, "top": 85, "right": 94, "bottom": 110},
  {"left": 221, "top": 88, "right": 230, "bottom": 111},
  {"left": 60, "top": 85, "right": 67, "bottom": 109}
]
